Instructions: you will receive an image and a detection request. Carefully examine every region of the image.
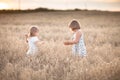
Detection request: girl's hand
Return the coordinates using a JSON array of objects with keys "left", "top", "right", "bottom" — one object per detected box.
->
[
  {"left": 64, "top": 41, "right": 70, "bottom": 45},
  {"left": 40, "top": 41, "right": 45, "bottom": 44},
  {"left": 25, "top": 34, "right": 29, "bottom": 38}
]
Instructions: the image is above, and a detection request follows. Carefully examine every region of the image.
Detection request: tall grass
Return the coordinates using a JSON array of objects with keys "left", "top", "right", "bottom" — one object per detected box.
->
[{"left": 0, "top": 11, "right": 120, "bottom": 80}]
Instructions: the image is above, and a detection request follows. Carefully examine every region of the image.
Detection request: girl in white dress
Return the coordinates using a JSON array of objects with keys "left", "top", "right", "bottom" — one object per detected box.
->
[
  {"left": 64, "top": 20, "right": 87, "bottom": 57},
  {"left": 25, "top": 27, "right": 44, "bottom": 55}
]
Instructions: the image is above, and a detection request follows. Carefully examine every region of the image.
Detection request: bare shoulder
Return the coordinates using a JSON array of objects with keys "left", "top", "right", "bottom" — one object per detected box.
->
[{"left": 76, "top": 29, "right": 82, "bottom": 35}]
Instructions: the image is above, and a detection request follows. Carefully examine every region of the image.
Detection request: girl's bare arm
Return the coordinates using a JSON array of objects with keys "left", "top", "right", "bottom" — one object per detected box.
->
[
  {"left": 64, "top": 31, "right": 82, "bottom": 45},
  {"left": 35, "top": 40, "right": 45, "bottom": 46},
  {"left": 25, "top": 34, "right": 29, "bottom": 43}
]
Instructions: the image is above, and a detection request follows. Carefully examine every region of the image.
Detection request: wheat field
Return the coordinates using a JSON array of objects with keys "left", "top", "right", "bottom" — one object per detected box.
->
[{"left": 0, "top": 11, "right": 120, "bottom": 80}]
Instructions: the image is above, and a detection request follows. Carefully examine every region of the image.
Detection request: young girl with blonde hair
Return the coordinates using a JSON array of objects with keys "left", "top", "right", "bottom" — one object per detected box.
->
[{"left": 25, "top": 26, "right": 44, "bottom": 55}]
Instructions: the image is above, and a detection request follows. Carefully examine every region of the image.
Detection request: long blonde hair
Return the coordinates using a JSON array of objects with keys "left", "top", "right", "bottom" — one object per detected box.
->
[{"left": 29, "top": 27, "right": 39, "bottom": 37}]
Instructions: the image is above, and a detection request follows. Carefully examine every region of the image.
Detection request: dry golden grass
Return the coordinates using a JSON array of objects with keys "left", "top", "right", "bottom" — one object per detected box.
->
[{"left": 0, "top": 11, "right": 120, "bottom": 80}]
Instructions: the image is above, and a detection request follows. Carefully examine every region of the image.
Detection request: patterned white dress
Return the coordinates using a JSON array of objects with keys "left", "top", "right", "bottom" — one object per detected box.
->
[{"left": 72, "top": 30, "right": 87, "bottom": 56}]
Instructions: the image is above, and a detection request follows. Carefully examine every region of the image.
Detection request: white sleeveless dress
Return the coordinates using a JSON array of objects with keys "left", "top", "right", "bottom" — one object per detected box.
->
[
  {"left": 26, "top": 36, "right": 39, "bottom": 55},
  {"left": 72, "top": 30, "right": 87, "bottom": 56}
]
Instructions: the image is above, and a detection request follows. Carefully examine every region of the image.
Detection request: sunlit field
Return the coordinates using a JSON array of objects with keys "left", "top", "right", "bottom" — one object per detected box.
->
[{"left": 0, "top": 11, "right": 120, "bottom": 80}]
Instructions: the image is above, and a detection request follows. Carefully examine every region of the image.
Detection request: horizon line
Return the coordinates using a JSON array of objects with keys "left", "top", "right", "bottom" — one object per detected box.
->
[{"left": 0, "top": 7, "right": 120, "bottom": 12}]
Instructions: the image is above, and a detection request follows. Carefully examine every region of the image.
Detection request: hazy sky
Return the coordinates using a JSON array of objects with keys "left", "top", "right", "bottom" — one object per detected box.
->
[{"left": 0, "top": 0, "right": 120, "bottom": 11}]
